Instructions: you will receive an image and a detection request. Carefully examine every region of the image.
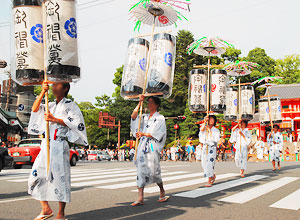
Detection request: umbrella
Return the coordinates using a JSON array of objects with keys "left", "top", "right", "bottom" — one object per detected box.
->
[
  {"left": 131, "top": 2, "right": 178, "bottom": 28},
  {"left": 130, "top": 0, "right": 190, "bottom": 31},
  {"left": 225, "top": 61, "right": 259, "bottom": 77},
  {"left": 252, "top": 76, "right": 283, "bottom": 85},
  {"left": 257, "top": 83, "right": 276, "bottom": 89},
  {"left": 187, "top": 37, "right": 234, "bottom": 56}
]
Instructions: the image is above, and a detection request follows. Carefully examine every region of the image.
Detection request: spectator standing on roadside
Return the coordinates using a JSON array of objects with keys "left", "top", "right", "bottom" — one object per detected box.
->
[{"left": 129, "top": 148, "right": 135, "bottom": 161}]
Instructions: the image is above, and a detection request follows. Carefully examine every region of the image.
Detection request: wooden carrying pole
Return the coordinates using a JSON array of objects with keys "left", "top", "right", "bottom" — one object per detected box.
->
[
  {"left": 267, "top": 87, "right": 274, "bottom": 130},
  {"left": 206, "top": 55, "right": 211, "bottom": 155},
  {"left": 238, "top": 77, "right": 242, "bottom": 152},
  {"left": 42, "top": 15, "right": 50, "bottom": 175},
  {"left": 134, "top": 21, "right": 156, "bottom": 161},
  {"left": 44, "top": 72, "right": 50, "bottom": 175}
]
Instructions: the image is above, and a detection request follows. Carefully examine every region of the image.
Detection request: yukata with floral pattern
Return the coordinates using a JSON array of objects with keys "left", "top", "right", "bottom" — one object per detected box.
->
[
  {"left": 267, "top": 131, "right": 283, "bottom": 162},
  {"left": 131, "top": 112, "right": 166, "bottom": 188},
  {"left": 230, "top": 128, "right": 251, "bottom": 170},
  {"left": 27, "top": 98, "right": 88, "bottom": 203},
  {"left": 199, "top": 127, "right": 220, "bottom": 178}
]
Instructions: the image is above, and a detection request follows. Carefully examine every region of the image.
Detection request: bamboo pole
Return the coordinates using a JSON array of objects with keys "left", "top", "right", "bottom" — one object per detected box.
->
[
  {"left": 238, "top": 77, "right": 242, "bottom": 153},
  {"left": 267, "top": 87, "right": 274, "bottom": 130},
  {"left": 206, "top": 55, "right": 211, "bottom": 155},
  {"left": 194, "top": 64, "right": 225, "bottom": 69},
  {"left": 44, "top": 72, "right": 50, "bottom": 175},
  {"left": 42, "top": 9, "right": 50, "bottom": 175},
  {"left": 134, "top": 20, "right": 156, "bottom": 161}
]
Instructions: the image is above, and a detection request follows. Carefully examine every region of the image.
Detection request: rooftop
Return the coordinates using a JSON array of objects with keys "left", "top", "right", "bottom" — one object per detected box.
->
[{"left": 267, "top": 84, "right": 300, "bottom": 100}]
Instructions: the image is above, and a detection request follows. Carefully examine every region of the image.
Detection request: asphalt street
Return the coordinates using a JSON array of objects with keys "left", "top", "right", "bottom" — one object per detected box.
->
[{"left": 0, "top": 161, "right": 300, "bottom": 220}]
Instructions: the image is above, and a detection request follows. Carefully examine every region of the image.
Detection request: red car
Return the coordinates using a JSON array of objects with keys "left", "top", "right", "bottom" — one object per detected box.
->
[
  {"left": 9, "top": 138, "right": 79, "bottom": 169},
  {"left": 87, "top": 150, "right": 98, "bottom": 161}
]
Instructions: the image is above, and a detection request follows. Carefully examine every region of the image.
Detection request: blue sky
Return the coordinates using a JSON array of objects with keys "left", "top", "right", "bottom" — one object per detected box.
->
[{"left": 1, "top": 0, "right": 300, "bottom": 103}]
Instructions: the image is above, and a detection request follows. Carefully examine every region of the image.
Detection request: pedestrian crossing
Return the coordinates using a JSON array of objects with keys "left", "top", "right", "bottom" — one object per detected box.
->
[{"left": 1, "top": 167, "right": 300, "bottom": 211}]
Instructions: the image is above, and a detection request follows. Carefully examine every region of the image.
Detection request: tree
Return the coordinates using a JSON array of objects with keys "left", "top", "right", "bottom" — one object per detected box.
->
[
  {"left": 221, "top": 48, "right": 242, "bottom": 63},
  {"left": 276, "top": 55, "right": 300, "bottom": 84}
]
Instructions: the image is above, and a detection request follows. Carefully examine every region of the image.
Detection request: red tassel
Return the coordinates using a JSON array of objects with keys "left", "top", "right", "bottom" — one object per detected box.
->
[{"left": 54, "top": 129, "right": 58, "bottom": 140}]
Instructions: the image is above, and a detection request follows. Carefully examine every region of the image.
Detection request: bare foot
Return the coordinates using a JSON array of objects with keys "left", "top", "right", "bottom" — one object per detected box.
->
[
  {"left": 55, "top": 213, "right": 65, "bottom": 220},
  {"left": 160, "top": 189, "right": 165, "bottom": 199}
]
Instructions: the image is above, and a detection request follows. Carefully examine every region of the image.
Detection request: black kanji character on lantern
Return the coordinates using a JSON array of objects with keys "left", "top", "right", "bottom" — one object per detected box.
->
[
  {"left": 15, "top": 9, "right": 27, "bottom": 28},
  {"left": 48, "top": 44, "right": 62, "bottom": 65},
  {"left": 15, "top": 31, "right": 28, "bottom": 49},
  {"left": 47, "top": 23, "right": 61, "bottom": 41},
  {"left": 45, "top": 1, "right": 60, "bottom": 20},
  {"left": 16, "top": 51, "right": 29, "bottom": 70}
]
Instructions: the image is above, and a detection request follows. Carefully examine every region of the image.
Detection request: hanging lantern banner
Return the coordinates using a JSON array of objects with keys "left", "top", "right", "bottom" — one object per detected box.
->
[
  {"left": 146, "top": 33, "right": 176, "bottom": 98},
  {"left": 121, "top": 38, "right": 149, "bottom": 98},
  {"left": 259, "top": 96, "right": 282, "bottom": 125},
  {"left": 210, "top": 69, "right": 227, "bottom": 112},
  {"left": 44, "top": 0, "right": 80, "bottom": 82},
  {"left": 241, "top": 85, "right": 255, "bottom": 121},
  {"left": 12, "top": 0, "right": 44, "bottom": 85},
  {"left": 189, "top": 69, "right": 207, "bottom": 112},
  {"left": 225, "top": 87, "right": 238, "bottom": 121}
]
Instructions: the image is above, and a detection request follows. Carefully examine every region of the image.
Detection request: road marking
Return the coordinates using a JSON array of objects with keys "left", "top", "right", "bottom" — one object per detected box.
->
[
  {"left": 143, "top": 173, "right": 240, "bottom": 194},
  {"left": 7, "top": 169, "right": 139, "bottom": 183},
  {"left": 0, "top": 174, "right": 30, "bottom": 180},
  {"left": 219, "top": 177, "right": 299, "bottom": 204},
  {"left": 270, "top": 188, "right": 300, "bottom": 210},
  {"left": 100, "top": 172, "right": 200, "bottom": 190},
  {"left": 72, "top": 171, "right": 185, "bottom": 187},
  {"left": 173, "top": 174, "right": 266, "bottom": 198},
  {"left": 0, "top": 197, "right": 30, "bottom": 204},
  {"left": 71, "top": 170, "right": 185, "bottom": 182}
]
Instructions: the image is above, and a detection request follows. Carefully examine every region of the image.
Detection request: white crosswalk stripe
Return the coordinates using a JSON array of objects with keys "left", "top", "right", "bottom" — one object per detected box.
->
[
  {"left": 99, "top": 172, "right": 200, "bottom": 190},
  {"left": 73, "top": 171, "right": 187, "bottom": 187},
  {"left": 174, "top": 175, "right": 267, "bottom": 198},
  {"left": 219, "top": 177, "right": 299, "bottom": 204},
  {"left": 8, "top": 169, "right": 139, "bottom": 183},
  {"left": 143, "top": 173, "right": 240, "bottom": 194},
  {"left": 269, "top": 188, "right": 300, "bottom": 210}
]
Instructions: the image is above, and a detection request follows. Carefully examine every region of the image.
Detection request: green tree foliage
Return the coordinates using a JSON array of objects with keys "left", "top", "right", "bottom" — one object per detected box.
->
[{"left": 276, "top": 55, "right": 300, "bottom": 84}]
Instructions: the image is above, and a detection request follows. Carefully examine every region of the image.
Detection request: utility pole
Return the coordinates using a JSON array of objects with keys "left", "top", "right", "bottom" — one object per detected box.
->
[{"left": 5, "top": 71, "right": 11, "bottom": 111}]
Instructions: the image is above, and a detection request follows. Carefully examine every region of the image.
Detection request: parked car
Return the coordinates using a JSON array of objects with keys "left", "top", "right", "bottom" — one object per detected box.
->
[
  {"left": 8, "top": 138, "right": 79, "bottom": 169},
  {"left": 97, "top": 151, "right": 111, "bottom": 161},
  {"left": 87, "top": 150, "right": 98, "bottom": 161},
  {"left": 0, "top": 147, "right": 13, "bottom": 172}
]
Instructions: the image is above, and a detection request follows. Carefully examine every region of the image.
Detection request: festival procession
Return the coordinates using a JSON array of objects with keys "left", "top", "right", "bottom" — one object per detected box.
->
[{"left": 0, "top": 0, "right": 300, "bottom": 219}]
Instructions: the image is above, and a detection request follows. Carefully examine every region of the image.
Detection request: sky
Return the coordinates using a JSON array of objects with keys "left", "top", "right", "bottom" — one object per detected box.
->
[{"left": 1, "top": 0, "right": 300, "bottom": 103}]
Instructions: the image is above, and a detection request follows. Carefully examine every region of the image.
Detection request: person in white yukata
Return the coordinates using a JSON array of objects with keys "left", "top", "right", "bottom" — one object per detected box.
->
[
  {"left": 267, "top": 125, "right": 283, "bottom": 171},
  {"left": 255, "top": 136, "right": 265, "bottom": 162},
  {"left": 230, "top": 120, "right": 252, "bottom": 178},
  {"left": 28, "top": 81, "right": 88, "bottom": 220},
  {"left": 199, "top": 115, "right": 221, "bottom": 187},
  {"left": 130, "top": 95, "right": 169, "bottom": 206}
]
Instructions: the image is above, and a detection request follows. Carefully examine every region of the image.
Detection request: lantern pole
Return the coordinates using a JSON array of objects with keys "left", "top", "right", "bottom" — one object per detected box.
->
[
  {"left": 238, "top": 77, "right": 242, "bottom": 153},
  {"left": 42, "top": 15, "right": 51, "bottom": 175},
  {"left": 134, "top": 17, "right": 156, "bottom": 161}
]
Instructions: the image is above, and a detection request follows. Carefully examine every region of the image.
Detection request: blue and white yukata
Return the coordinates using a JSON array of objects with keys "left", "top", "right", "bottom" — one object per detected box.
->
[
  {"left": 230, "top": 128, "right": 252, "bottom": 170},
  {"left": 267, "top": 131, "right": 283, "bottom": 162},
  {"left": 199, "top": 127, "right": 220, "bottom": 178},
  {"left": 27, "top": 98, "right": 88, "bottom": 203},
  {"left": 255, "top": 140, "right": 265, "bottom": 160},
  {"left": 131, "top": 112, "right": 166, "bottom": 188}
]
